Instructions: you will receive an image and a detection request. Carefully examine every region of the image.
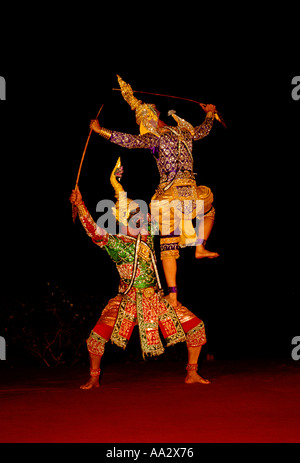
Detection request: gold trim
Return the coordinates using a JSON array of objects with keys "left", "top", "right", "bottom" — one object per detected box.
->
[
  {"left": 143, "top": 287, "right": 155, "bottom": 298},
  {"left": 98, "top": 127, "right": 112, "bottom": 140}
]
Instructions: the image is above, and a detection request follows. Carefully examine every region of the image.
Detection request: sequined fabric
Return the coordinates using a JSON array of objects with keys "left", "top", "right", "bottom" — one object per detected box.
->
[
  {"left": 78, "top": 202, "right": 206, "bottom": 357},
  {"left": 151, "top": 180, "right": 215, "bottom": 255},
  {"left": 186, "top": 321, "right": 207, "bottom": 348},
  {"left": 87, "top": 293, "right": 207, "bottom": 357},
  {"left": 110, "top": 114, "right": 215, "bottom": 257},
  {"left": 77, "top": 203, "right": 187, "bottom": 357},
  {"left": 110, "top": 114, "right": 214, "bottom": 184}
]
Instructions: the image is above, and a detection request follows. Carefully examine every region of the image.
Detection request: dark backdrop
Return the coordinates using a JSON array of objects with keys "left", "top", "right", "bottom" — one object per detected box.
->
[{"left": 1, "top": 28, "right": 299, "bottom": 362}]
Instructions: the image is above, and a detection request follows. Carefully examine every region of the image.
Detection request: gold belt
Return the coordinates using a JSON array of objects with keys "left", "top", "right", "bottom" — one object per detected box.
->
[{"left": 141, "top": 287, "right": 156, "bottom": 298}]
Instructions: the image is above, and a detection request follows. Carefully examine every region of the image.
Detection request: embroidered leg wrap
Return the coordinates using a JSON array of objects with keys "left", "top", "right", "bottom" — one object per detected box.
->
[
  {"left": 186, "top": 321, "right": 207, "bottom": 348},
  {"left": 86, "top": 296, "right": 121, "bottom": 356},
  {"left": 185, "top": 322, "right": 207, "bottom": 373},
  {"left": 86, "top": 330, "right": 107, "bottom": 357},
  {"left": 160, "top": 236, "right": 180, "bottom": 260}
]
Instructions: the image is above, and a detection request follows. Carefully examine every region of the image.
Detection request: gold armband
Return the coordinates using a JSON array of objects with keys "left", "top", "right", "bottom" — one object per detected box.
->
[
  {"left": 77, "top": 202, "right": 88, "bottom": 217},
  {"left": 98, "top": 127, "right": 112, "bottom": 140}
]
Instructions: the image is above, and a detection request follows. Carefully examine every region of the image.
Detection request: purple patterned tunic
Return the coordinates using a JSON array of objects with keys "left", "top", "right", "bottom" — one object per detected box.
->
[{"left": 110, "top": 114, "right": 214, "bottom": 184}]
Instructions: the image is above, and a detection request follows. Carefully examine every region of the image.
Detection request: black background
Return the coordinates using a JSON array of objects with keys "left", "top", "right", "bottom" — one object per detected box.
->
[{"left": 1, "top": 13, "right": 299, "bottom": 362}]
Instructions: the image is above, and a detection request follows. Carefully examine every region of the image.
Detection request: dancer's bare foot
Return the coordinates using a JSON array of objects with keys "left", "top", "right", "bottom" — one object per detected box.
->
[
  {"left": 80, "top": 377, "right": 100, "bottom": 390},
  {"left": 195, "top": 245, "right": 219, "bottom": 259},
  {"left": 185, "top": 371, "right": 211, "bottom": 384}
]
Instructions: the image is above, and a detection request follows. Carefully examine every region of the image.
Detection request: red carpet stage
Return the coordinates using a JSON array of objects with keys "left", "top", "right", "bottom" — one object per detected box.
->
[{"left": 1, "top": 359, "right": 300, "bottom": 443}]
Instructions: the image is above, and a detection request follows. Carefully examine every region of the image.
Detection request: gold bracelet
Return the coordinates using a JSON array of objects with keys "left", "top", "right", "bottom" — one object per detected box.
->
[
  {"left": 98, "top": 127, "right": 112, "bottom": 140},
  {"left": 77, "top": 203, "right": 87, "bottom": 216}
]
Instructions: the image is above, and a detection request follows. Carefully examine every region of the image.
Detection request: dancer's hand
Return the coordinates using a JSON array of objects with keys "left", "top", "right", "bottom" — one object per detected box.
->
[
  {"left": 90, "top": 119, "right": 101, "bottom": 133},
  {"left": 205, "top": 104, "right": 216, "bottom": 113},
  {"left": 69, "top": 187, "right": 83, "bottom": 206}
]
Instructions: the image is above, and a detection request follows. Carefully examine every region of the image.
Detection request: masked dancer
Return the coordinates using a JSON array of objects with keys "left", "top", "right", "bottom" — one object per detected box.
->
[
  {"left": 90, "top": 75, "right": 219, "bottom": 308},
  {"left": 70, "top": 159, "right": 210, "bottom": 389}
]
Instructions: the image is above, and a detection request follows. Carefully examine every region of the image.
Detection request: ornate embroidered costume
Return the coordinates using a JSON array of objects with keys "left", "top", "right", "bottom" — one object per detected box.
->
[
  {"left": 76, "top": 202, "right": 207, "bottom": 359},
  {"left": 97, "top": 76, "right": 216, "bottom": 259}
]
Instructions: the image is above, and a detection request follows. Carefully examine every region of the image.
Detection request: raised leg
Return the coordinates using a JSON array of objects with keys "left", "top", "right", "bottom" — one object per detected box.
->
[{"left": 195, "top": 215, "right": 219, "bottom": 259}]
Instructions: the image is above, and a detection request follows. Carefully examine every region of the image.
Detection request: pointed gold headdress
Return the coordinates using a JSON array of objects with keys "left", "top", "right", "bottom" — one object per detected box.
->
[
  {"left": 117, "top": 75, "right": 160, "bottom": 137},
  {"left": 110, "top": 157, "right": 140, "bottom": 226}
]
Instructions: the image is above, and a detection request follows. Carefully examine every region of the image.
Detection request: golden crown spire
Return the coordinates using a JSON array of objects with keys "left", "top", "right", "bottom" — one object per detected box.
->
[
  {"left": 117, "top": 75, "right": 142, "bottom": 112},
  {"left": 110, "top": 157, "right": 125, "bottom": 198},
  {"left": 110, "top": 157, "right": 139, "bottom": 225},
  {"left": 116, "top": 75, "right": 160, "bottom": 136}
]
